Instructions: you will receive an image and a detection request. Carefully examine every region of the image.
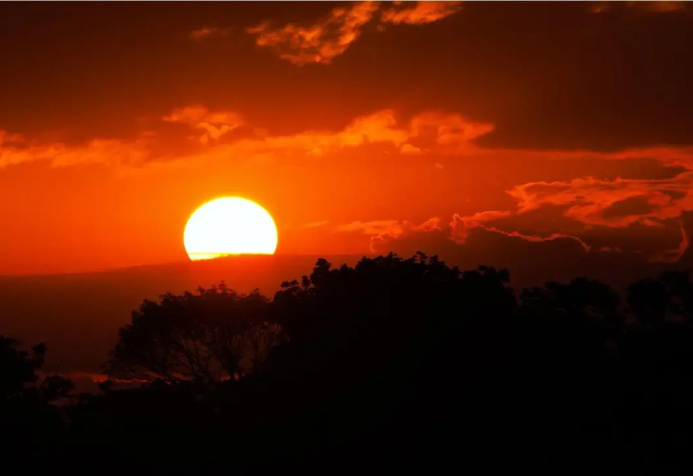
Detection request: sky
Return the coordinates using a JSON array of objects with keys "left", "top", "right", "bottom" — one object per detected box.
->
[{"left": 2, "top": 1, "right": 693, "bottom": 276}]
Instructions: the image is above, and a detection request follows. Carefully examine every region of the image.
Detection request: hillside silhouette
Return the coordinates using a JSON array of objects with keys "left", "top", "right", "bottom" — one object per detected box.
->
[{"left": 2, "top": 253, "right": 693, "bottom": 474}]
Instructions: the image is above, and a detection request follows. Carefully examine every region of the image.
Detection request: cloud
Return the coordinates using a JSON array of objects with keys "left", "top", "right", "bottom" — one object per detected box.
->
[
  {"left": 162, "top": 105, "right": 244, "bottom": 144},
  {"left": 49, "top": 139, "right": 150, "bottom": 168},
  {"left": 632, "top": 1, "right": 686, "bottom": 13},
  {"left": 400, "top": 143, "right": 422, "bottom": 154},
  {"left": 589, "top": 1, "right": 687, "bottom": 14},
  {"left": 156, "top": 107, "right": 492, "bottom": 165},
  {"left": 478, "top": 226, "right": 591, "bottom": 252},
  {"left": 449, "top": 211, "right": 590, "bottom": 251},
  {"left": 2, "top": 107, "right": 486, "bottom": 172},
  {"left": 448, "top": 210, "right": 512, "bottom": 243},
  {"left": 189, "top": 27, "right": 231, "bottom": 40},
  {"left": 337, "top": 219, "right": 395, "bottom": 235},
  {"left": 246, "top": 1, "right": 464, "bottom": 66},
  {"left": 303, "top": 220, "right": 330, "bottom": 229},
  {"left": 335, "top": 217, "right": 444, "bottom": 253},
  {"left": 246, "top": 2, "right": 378, "bottom": 65},
  {"left": 0, "top": 130, "right": 24, "bottom": 146},
  {"left": 222, "top": 109, "right": 408, "bottom": 159},
  {"left": 380, "top": 1, "right": 463, "bottom": 25},
  {"left": 604, "top": 146, "right": 693, "bottom": 170},
  {"left": 365, "top": 217, "right": 443, "bottom": 252},
  {"left": 368, "top": 143, "right": 693, "bottom": 263},
  {"left": 338, "top": 218, "right": 416, "bottom": 237},
  {"left": 677, "top": 212, "right": 693, "bottom": 266},
  {"left": 408, "top": 111, "right": 495, "bottom": 152},
  {"left": 195, "top": 108, "right": 434, "bottom": 160},
  {"left": 337, "top": 109, "right": 409, "bottom": 147},
  {"left": 240, "top": 109, "right": 491, "bottom": 158},
  {"left": 332, "top": 168, "right": 693, "bottom": 268},
  {"left": 588, "top": 3, "right": 610, "bottom": 14},
  {"left": 506, "top": 172, "right": 693, "bottom": 228},
  {"left": 0, "top": 131, "right": 149, "bottom": 169},
  {"left": 464, "top": 145, "right": 693, "bottom": 171},
  {"left": 362, "top": 215, "right": 594, "bottom": 288},
  {"left": 598, "top": 246, "right": 623, "bottom": 253},
  {"left": 340, "top": 212, "right": 589, "bottom": 259},
  {"left": 495, "top": 147, "right": 693, "bottom": 262},
  {"left": 601, "top": 195, "right": 657, "bottom": 220},
  {"left": 648, "top": 219, "right": 690, "bottom": 263}
]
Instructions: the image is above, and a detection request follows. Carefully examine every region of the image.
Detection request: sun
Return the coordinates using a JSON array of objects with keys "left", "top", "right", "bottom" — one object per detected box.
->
[{"left": 184, "top": 197, "right": 278, "bottom": 260}]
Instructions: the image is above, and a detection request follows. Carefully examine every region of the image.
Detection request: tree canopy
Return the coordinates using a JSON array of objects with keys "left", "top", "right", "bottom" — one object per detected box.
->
[
  {"left": 108, "top": 283, "right": 279, "bottom": 383},
  {"left": 4, "top": 254, "right": 693, "bottom": 473}
]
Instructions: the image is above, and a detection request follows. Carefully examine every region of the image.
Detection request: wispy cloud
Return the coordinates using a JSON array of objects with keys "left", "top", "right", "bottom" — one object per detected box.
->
[
  {"left": 448, "top": 210, "right": 512, "bottom": 243},
  {"left": 245, "top": 1, "right": 464, "bottom": 66},
  {"left": 246, "top": 2, "right": 378, "bottom": 65},
  {"left": 337, "top": 219, "right": 411, "bottom": 236},
  {"left": 363, "top": 217, "right": 443, "bottom": 252},
  {"left": 506, "top": 172, "right": 693, "bottom": 228},
  {"left": 355, "top": 210, "right": 590, "bottom": 253},
  {"left": 589, "top": 1, "right": 687, "bottom": 14},
  {"left": 380, "top": 1, "right": 463, "bottom": 25},
  {"left": 189, "top": 27, "right": 231, "bottom": 41},
  {"left": 358, "top": 213, "right": 590, "bottom": 258},
  {"left": 1, "top": 107, "right": 477, "bottom": 171},
  {"left": 303, "top": 220, "right": 330, "bottom": 228},
  {"left": 408, "top": 111, "right": 494, "bottom": 153},
  {"left": 162, "top": 105, "right": 244, "bottom": 144},
  {"left": 0, "top": 131, "right": 149, "bottom": 169}
]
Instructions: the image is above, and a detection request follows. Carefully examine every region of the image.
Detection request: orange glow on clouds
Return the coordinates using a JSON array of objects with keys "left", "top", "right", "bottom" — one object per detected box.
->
[
  {"left": 246, "top": 1, "right": 462, "bottom": 65},
  {"left": 380, "top": 1, "right": 463, "bottom": 25}
]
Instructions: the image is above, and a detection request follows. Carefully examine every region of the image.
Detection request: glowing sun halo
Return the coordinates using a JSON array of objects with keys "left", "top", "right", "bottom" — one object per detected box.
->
[{"left": 184, "top": 197, "right": 278, "bottom": 260}]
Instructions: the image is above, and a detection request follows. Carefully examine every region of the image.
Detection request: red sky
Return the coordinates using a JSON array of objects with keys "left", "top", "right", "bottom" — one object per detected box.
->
[{"left": 2, "top": 1, "right": 693, "bottom": 275}]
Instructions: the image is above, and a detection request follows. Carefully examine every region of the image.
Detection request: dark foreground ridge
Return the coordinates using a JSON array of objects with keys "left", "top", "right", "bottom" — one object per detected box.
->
[{"left": 2, "top": 253, "right": 693, "bottom": 474}]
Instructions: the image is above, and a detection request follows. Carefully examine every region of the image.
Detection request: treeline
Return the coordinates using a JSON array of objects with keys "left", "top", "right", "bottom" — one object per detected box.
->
[{"left": 2, "top": 253, "right": 693, "bottom": 474}]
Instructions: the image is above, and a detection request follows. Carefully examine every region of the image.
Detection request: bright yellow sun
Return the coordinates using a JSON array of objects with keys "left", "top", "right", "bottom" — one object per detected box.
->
[{"left": 184, "top": 197, "right": 278, "bottom": 260}]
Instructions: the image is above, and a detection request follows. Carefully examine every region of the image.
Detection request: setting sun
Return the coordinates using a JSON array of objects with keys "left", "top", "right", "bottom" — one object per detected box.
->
[{"left": 184, "top": 197, "right": 278, "bottom": 260}]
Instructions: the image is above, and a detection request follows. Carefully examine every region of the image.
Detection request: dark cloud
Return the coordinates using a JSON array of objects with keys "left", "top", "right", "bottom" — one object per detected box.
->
[
  {"left": 677, "top": 211, "right": 693, "bottom": 266},
  {"left": 578, "top": 220, "right": 684, "bottom": 256},
  {"left": 601, "top": 195, "right": 657, "bottom": 219},
  {"left": 368, "top": 220, "right": 687, "bottom": 290}
]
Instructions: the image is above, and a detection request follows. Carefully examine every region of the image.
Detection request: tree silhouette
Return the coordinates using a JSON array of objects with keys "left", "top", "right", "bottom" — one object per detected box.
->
[
  {"left": 628, "top": 270, "right": 693, "bottom": 325},
  {"left": 5, "top": 254, "right": 693, "bottom": 473},
  {"left": 107, "top": 283, "right": 279, "bottom": 383},
  {"left": 0, "top": 336, "right": 73, "bottom": 404},
  {"left": 0, "top": 337, "right": 73, "bottom": 468},
  {"left": 0, "top": 337, "right": 45, "bottom": 402}
]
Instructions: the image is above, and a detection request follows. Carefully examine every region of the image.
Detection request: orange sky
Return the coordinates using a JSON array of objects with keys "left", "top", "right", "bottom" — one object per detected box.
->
[{"left": 2, "top": 1, "right": 693, "bottom": 275}]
